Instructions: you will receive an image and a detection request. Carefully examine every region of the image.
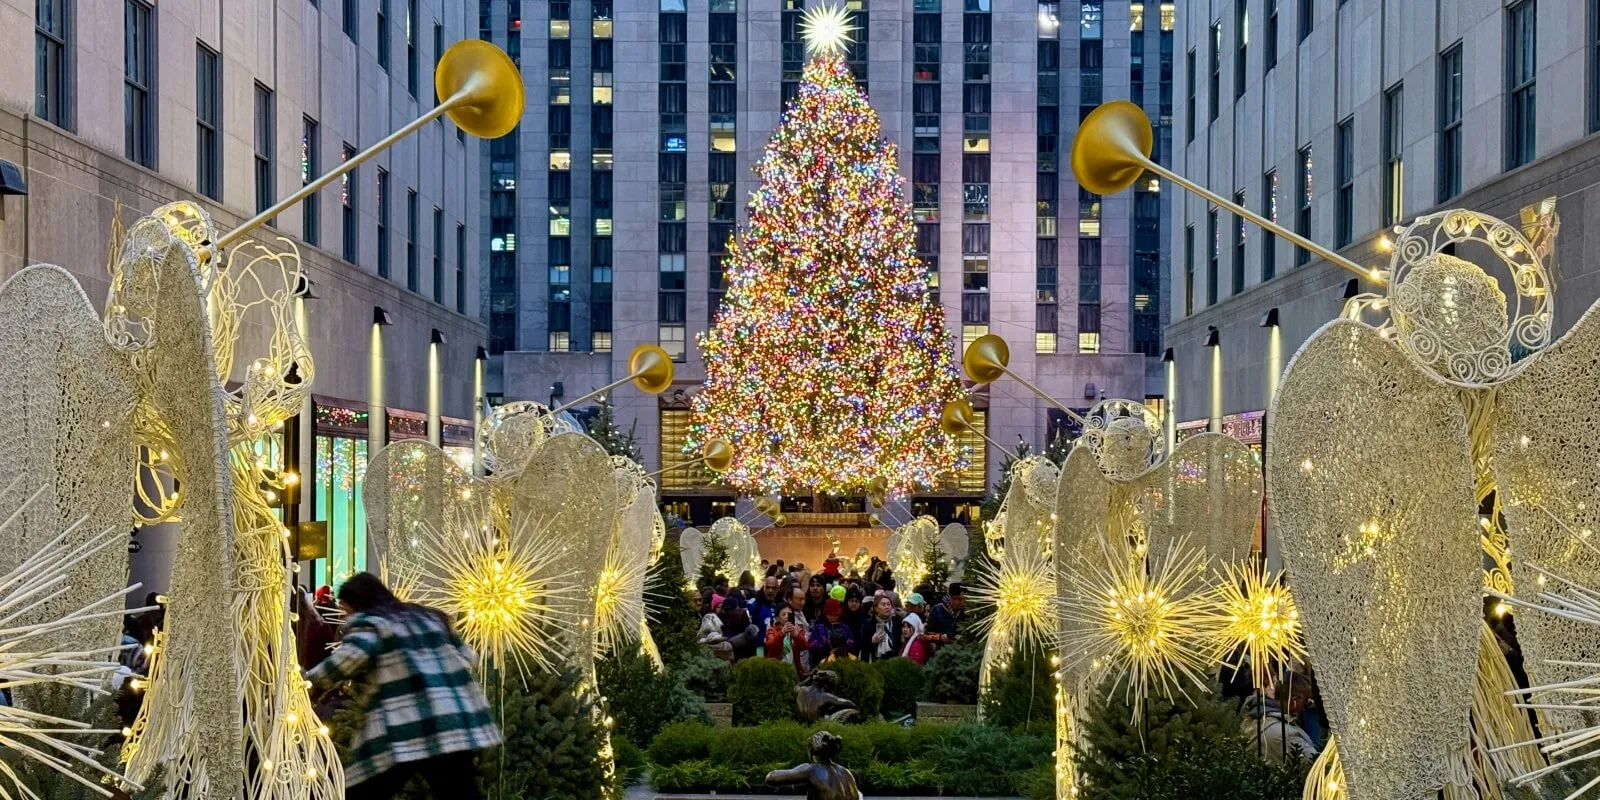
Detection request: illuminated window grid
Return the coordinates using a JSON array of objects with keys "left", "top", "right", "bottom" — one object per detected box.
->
[
  {"left": 660, "top": 409, "right": 714, "bottom": 490},
  {"left": 951, "top": 408, "right": 987, "bottom": 493}
]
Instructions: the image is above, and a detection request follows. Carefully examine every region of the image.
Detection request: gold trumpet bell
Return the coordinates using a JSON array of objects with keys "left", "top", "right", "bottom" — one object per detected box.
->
[
  {"left": 963, "top": 334, "right": 1010, "bottom": 384},
  {"left": 941, "top": 399, "right": 976, "bottom": 437},
  {"left": 703, "top": 439, "right": 733, "bottom": 473},
  {"left": 436, "top": 40, "right": 524, "bottom": 139},
  {"left": 628, "top": 344, "right": 675, "bottom": 394},
  {"left": 1071, "top": 100, "right": 1155, "bottom": 196}
]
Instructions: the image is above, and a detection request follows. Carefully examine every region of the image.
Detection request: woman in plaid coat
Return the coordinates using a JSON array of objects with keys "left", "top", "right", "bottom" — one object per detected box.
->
[{"left": 307, "top": 572, "right": 502, "bottom": 799}]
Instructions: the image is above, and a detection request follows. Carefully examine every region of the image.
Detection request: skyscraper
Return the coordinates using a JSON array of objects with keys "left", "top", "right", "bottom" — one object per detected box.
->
[{"left": 483, "top": 0, "right": 1174, "bottom": 522}]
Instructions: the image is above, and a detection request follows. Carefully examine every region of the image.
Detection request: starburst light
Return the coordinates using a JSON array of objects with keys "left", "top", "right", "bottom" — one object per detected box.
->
[
  {"left": 1211, "top": 561, "right": 1305, "bottom": 693},
  {"left": 800, "top": 4, "right": 856, "bottom": 56}
]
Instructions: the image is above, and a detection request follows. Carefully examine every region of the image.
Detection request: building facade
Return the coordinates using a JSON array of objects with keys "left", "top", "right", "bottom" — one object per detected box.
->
[
  {"left": 0, "top": 0, "right": 489, "bottom": 589},
  {"left": 1170, "top": 0, "right": 1600, "bottom": 442},
  {"left": 484, "top": 0, "right": 1177, "bottom": 519}
]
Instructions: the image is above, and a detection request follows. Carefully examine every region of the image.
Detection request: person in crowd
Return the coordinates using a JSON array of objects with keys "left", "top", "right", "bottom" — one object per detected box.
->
[
  {"left": 842, "top": 586, "right": 866, "bottom": 632},
  {"left": 751, "top": 575, "right": 785, "bottom": 635},
  {"left": 1241, "top": 671, "right": 1319, "bottom": 764},
  {"left": 765, "top": 605, "right": 810, "bottom": 677},
  {"left": 306, "top": 572, "right": 500, "bottom": 800},
  {"left": 294, "top": 586, "right": 338, "bottom": 672},
  {"left": 722, "top": 596, "right": 762, "bottom": 661},
  {"left": 787, "top": 585, "right": 811, "bottom": 630},
  {"left": 119, "top": 615, "right": 148, "bottom": 675},
  {"left": 809, "top": 599, "right": 855, "bottom": 666},
  {"left": 899, "top": 613, "right": 930, "bottom": 666},
  {"left": 903, "top": 592, "right": 928, "bottom": 622},
  {"left": 858, "top": 594, "right": 901, "bottom": 662},
  {"left": 819, "top": 627, "right": 856, "bottom": 666},
  {"left": 804, "top": 575, "right": 829, "bottom": 623},
  {"left": 697, "top": 588, "right": 731, "bottom": 657},
  {"left": 926, "top": 583, "right": 966, "bottom": 648}
]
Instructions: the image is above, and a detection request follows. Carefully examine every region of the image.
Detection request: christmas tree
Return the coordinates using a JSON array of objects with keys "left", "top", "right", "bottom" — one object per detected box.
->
[{"left": 687, "top": 8, "right": 964, "bottom": 495}]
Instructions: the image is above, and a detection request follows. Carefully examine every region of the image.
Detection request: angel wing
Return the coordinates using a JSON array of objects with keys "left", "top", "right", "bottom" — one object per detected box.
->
[
  {"left": 1269, "top": 318, "right": 1480, "bottom": 800},
  {"left": 114, "top": 213, "right": 244, "bottom": 799},
  {"left": 0, "top": 266, "right": 136, "bottom": 670},
  {"left": 511, "top": 432, "right": 618, "bottom": 681},
  {"left": 364, "top": 440, "right": 492, "bottom": 588},
  {"left": 1131, "top": 432, "right": 1262, "bottom": 568},
  {"left": 1492, "top": 299, "right": 1600, "bottom": 731}
]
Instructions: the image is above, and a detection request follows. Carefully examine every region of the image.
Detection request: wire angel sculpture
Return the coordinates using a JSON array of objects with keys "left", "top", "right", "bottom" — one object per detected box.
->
[
  {"left": 108, "top": 203, "right": 340, "bottom": 800},
  {"left": 1267, "top": 204, "right": 1583, "bottom": 800}
]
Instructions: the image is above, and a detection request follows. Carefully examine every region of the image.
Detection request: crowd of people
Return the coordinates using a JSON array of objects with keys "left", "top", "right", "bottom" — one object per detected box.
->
[{"left": 695, "top": 553, "right": 967, "bottom": 677}]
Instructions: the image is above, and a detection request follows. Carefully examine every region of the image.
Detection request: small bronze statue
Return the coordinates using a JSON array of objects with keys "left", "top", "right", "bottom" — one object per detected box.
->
[
  {"left": 766, "top": 730, "right": 862, "bottom": 800},
  {"left": 795, "top": 669, "right": 857, "bottom": 723}
]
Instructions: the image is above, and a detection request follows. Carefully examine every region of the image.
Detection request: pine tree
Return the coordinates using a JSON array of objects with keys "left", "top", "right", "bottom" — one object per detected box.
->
[
  {"left": 583, "top": 397, "right": 639, "bottom": 460},
  {"left": 687, "top": 49, "right": 964, "bottom": 495}
]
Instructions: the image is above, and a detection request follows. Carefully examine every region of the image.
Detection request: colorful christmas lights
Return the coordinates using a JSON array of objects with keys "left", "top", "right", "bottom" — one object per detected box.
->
[{"left": 688, "top": 55, "right": 964, "bottom": 494}]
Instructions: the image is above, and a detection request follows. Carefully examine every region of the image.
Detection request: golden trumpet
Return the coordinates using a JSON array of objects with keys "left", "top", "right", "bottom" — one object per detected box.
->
[
  {"left": 206, "top": 41, "right": 524, "bottom": 261},
  {"left": 1072, "top": 101, "right": 1373, "bottom": 283},
  {"left": 553, "top": 343, "right": 675, "bottom": 412}
]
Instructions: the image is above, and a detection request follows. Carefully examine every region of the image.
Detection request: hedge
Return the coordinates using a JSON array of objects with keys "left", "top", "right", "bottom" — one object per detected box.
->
[{"left": 647, "top": 720, "right": 1053, "bottom": 796}]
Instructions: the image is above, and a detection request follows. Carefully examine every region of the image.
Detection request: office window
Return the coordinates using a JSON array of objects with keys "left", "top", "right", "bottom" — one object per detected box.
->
[
  {"left": 302, "top": 117, "right": 319, "bottom": 245},
  {"left": 1383, "top": 85, "right": 1403, "bottom": 225},
  {"left": 1185, "top": 49, "right": 1196, "bottom": 142},
  {"left": 405, "top": 190, "right": 418, "bottom": 292},
  {"left": 196, "top": 45, "right": 221, "bottom": 200},
  {"left": 1264, "top": 0, "right": 1277, "bottom": 73},
  {"left": 37, "top": 0, "right": 69, "bottom": 127},
  {"left": 406, "top": 0, "right": 418, "bottom": 97},
  {"left": 1183, "top": 224, "right": 1194, "bottom": 315},
  {"left": 1298, "top": 0, "right": 1312, "bottom": 42},
  {"left": 1297, "top": 145, "right": 1313, "bottom": 265},
  {"left": 1077, "top": 304, "right": 1100, "bottom": 353},
  {"left": 1438, "top": 43, "right": 1463, "bottom": 201},
  {"left": 455, "top": 223, "right": 465, "bottom": 314},
  {"left": 378, "top": 0, "right": 390, "bottom": 70},
  {"left": 1234, "top": 2, "right": 1247, "bottom": 98},
  {"left": 1208, "top": 22, "right": 1221, "bottom": 121},
  {"left": 1232, "top": 190, "right": 1246, "bottom": 294},
  {"left": 254, "top": 85, "right": 275, "bottom": 219},
  {"left": 1261, "top": 170, "right": 1277, "bottom": 280},
  {"left": 377, "top": 168, "right": 390, "bottom": 278},
  {"left": 1506, "top": 0, "right": 1537, "bottom": 170},
  {"left": 343, "top": 0, "right": 357, "bottom": 40},
  {"left": 1336, "top": 117, "right": 1353, "bottom": 247},
  {"left": 125, "top": 1, "right": 155, "bottom": 168},
  {"left": 1206, "top": 208, "right": 1218, "bottom": 305},
  {"left": 341, "top": 144, "right": 357, "bottom": 262}
]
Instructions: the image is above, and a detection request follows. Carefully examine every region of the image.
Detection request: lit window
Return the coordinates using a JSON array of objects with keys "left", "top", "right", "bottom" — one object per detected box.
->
[
  {"left": 1036, "top": 331, "right": 1058, "bottom": 353},
  {"left": 659, "top": 325, "right": 686, "bottom": 361},
  {"left": 962, "top": 324, "right": 989, "bottom": 350},
  {"left": 1078, "top": 331, "right": 1101, "bottom": 353}
]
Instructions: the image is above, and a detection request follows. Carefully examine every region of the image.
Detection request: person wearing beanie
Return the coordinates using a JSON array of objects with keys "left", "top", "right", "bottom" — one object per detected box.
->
[{"left": 809, "top": 597, "right": 855, "bottom": 666}]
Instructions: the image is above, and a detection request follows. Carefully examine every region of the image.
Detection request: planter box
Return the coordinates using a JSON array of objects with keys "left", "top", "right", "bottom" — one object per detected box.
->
[
  {"left": 915, "top": 701, "right": 977, "bottom": 723},
  {"left": 706, "top": 702, "right": 733, "bottom": 727}
]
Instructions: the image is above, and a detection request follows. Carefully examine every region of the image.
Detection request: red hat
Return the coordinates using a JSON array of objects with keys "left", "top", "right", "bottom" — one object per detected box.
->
[{"left": 824, "top": 598, "right": 843, "bottom": 617}]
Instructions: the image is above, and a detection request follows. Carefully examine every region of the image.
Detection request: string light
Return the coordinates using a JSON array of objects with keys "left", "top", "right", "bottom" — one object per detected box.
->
[{"left": 688, "top": 54, "right": 965, "bottom": 493}]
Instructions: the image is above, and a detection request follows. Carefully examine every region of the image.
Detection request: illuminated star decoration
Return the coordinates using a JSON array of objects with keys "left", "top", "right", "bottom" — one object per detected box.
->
[
  {"left": 1058, "top": 535, "right": 1218, "bottom": 721},
  {"left": 1211, "top": 562, "right": 1306, "bottom": 694},
  {"left": 413, "top": 518, "right": 580, "bottom": 676},
  {"left": 687, "top": 53, "right": 966, "bottom": 494},
  {"left": 800, "top": 3, "right": 857, "bottom": 56}
]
